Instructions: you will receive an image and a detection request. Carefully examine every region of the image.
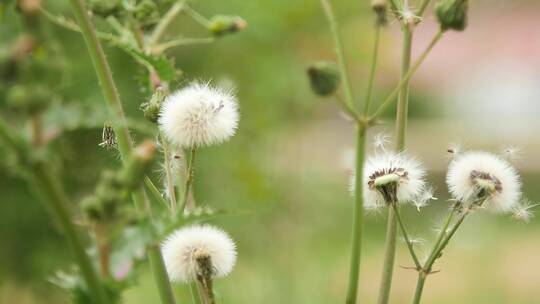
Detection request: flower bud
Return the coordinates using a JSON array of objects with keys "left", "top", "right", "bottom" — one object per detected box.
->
[
  {"left": 307, "top": 61, "right": 340, "bottom": 96},
  {"left": 140, "top": 88, "right": 165, "bottom": 123},
  {"left": 371, "top": 0, "right": 387, "bottom": 26},
  {"left": 435, "top": 0, "right": 468, "bottom": 32},
  {"left": 134, "top": 0, "right": 158, "bottom": 22},
  {"left": 208, "top": 15, "right": 247, "bottom": 37}
]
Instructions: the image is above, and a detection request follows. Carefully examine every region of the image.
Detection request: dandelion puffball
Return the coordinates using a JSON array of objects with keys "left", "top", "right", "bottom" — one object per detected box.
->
[
  {"left": 446, "top": 151, "right": 521, "bottom": 212},
  {"left": 351, "top": 152, "right": 428, "bottom": 210},
  {"left": 161, "top": 225, "right": 237, "bottom": 283},
  {"left": 158, "top": 82, "right": 239, "bottom": 148}
]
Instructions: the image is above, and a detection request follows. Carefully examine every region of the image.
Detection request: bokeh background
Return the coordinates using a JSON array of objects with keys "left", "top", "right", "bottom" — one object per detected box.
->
[{"left": 1, "top": 0, "right": 540, "bottom": 303}]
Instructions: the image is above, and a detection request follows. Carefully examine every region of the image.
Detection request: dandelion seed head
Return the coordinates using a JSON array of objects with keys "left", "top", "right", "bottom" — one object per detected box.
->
[
  {"left": 446, "top": 151, "right": 521, "bottom": 212},
  {"left": 351, "top": 152, "right": 427, "bottom": 210},
  {"left": 162, "top": 225, "right": 237, "bottom": 283},
  {"left": 158, "top": 82, "right": 239, "bottom": 148}
]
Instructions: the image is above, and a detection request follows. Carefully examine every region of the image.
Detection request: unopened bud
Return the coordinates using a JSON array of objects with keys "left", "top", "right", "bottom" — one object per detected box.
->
[
  {"left": 307, "top": 61, "right": 340, "bottom": 96},
  {"left": 208, "top": 15, "right": 247, "bottom": 37},
  {"left": 435, "top": 0, "right": 468, "bottom": 31},
  {"left": 140, "top": 88, "right": 165, "bottom": 123},
  {"left": 371, "top": 0, "right": 387, "bottom": 26},
  {"left": 134, "top": 0, "right": 158, "bottom": 21}
]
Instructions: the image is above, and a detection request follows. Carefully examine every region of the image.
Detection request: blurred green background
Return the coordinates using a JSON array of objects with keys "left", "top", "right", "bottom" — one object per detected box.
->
[{"left": 1, "top": 0, "right": 540, "bottom": 303}]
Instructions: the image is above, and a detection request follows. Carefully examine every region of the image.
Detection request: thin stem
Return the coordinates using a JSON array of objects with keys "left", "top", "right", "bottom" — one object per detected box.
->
[
  {"left": 152, "top": 37, "right": 216, "bottom": 53},
  {"left": 148, "top": 0, "right": 187, "bottom": 47},
  {"left": 95, "top": 223, "right": 111, "bottom": 278},
  {"left": 32, "top": 162, "right": 110, "bottom": 304},
  {"left": 148, "top": 244, "right": 177, "bottom": 304},
  {"left": 417, "top": 0, "right": 432, "bottom": 17},
  {"left": 190, "top": 283, "right": 202, "bottom": 304},
  {"left": 371, "top": 30, "right": 444, "bottom": 119},
  {"left": 412, "top": 211, "right": 468, "bottom": 304},
  {"left": 161, "top": 135, "right": 177, "bottom": 212},
  {"left": 144, "top": 176, "right": 171, "bottom": 210},
  {"left": 320, "top": 0, "right": 357, "bottom": 116},
  {"left": 184, "top": 5, "right": 211, "bottom": 27},
  {"left": 196, "top": 279, "right": 215, "bottom": 304},
  {"left": 363, "top": 25, "right": 381, "bottom": 115},
  {"left": 391, "top": 203, "right": 421, "bottom": 270},
  {"left": 423, "top": 205, "right": 457, "bottom": 267},
  {"left": 179, "top": 147, "right": 197, "bottom": 214},
  {"left": 345, "top": 126, "right": 366, "bottom": 304},
  {"left": 377, "top": 23, "right": 414, "bottom": 304}
]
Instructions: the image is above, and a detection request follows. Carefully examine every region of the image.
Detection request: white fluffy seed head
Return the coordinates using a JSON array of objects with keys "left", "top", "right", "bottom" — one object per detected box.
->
[
  {"left": 446, "top": 151, "right": 522, "bottom": 212},
  {"left": 161, "top": 225, "right": 237, "bottom": 283},
  {"left": 158, "top": 82, "right": 239, "bottom": 148},
  {"left": 350, "top": 152, "right": 428, "bottom": 210}
]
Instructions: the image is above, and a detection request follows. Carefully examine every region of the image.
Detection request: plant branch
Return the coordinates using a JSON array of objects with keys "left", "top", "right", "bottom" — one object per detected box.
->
[
  {"left": 363, "top": 24, "right": 382, "bottom": 115},
  {"left": 148, "top": 243, "right": 177, "bottom": 304},
  {"left": 148, "top": 0, "right": 187, "bottom": 47},
  {"left": 417, "top": 0, "right": 432, "bottom": 17},
  {"left": 179, "top": 147, "right": 197, "bottom": 214},
  {"left": 377, "top": 22, "right": 414, "bottom": 304},
  {"left": 161, "top": 134, "right": 177, "bottom": 212},
  {"left": 391, "top": 203, "right": 421, "bottom": 270},
  {"left": 370, "top": 29, "right": 444, "bottom": 119},
  {"left": 152, "top": 37, "right": 215, "bottom": 53},
  {"left": 345, "top": 126, "right": 367, "bottom": 304},
  {"left": 320, "top": 0, "right": 358, "bottom": 116}
]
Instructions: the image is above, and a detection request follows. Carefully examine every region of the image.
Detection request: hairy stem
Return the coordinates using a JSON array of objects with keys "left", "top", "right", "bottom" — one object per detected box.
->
[
  {"left": 391, "top": 203, "right": 421, "bottom": 270},
  {"left": 320, "top": 0, "right": 357, "bottom": 116},
  {"left": 371, "top": 30, "right": 443, "bottom": 119},
  {"left": 377, "top": 23, "right": 414, "bottom": 304},
  {"left": 161, "top": 135, "right": 177, "bottom": 212},
  {"left": 345, "top": 127, "right": 367, "bottom": 304},
  {"left": 66, "top": 1, "right": 176, "bottom": 302},
  {"left": 179, "top": 147, "right": 197, "bottom": 214}
]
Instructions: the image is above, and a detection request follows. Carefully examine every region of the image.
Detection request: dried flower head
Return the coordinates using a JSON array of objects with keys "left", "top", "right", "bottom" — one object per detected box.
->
[
  {"left": 446, "top": 151, "right": 521, "bottom": 212},
  {"left": 351, "top": 152, "right": 428, "bottom": 210},
  {"left": 158, "top": 82, "right": 239, "bottom": 148},
  {"left": 162, "top": 225, "right": 237, "bottom": 283}
]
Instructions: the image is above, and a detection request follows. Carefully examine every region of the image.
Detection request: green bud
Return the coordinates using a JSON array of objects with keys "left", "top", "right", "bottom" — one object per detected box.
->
[
  {"left": 87, "top": 0, "right": 122, "bottom": 18},
  {"left": 134, "top": 0, "right": 158, "bottom": 22},
  {"left": 140, "top": 88, "right": 165, "bottom": 123},
  {"left": 208, "top": 15, "right": 247, "bottom": 37},
  {"left": 371, "top": 0, "right": 387, "bottom": 26},
  {"left": 307, "top": 61, "right": 340, "bottom": 96},
  {"left": 435, "top": 0, "right": 468, "bottom": 31}
]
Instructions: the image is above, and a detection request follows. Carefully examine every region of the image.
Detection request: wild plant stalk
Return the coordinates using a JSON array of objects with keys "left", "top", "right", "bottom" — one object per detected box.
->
[
  {"left": 179, "top": 148, "right": 197, "bottom": 214},
  {"left": 0, "top": 119, "right": 110, "bottom": 304},
  {"left": 66, "top": 0, "right": 176, "bottom": 303}
]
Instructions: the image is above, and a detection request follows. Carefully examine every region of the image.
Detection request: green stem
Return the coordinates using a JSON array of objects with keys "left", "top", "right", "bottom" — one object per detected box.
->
[
  {"left": 370, "top": 30, "right": 443, "bottom": 119},
  {"left": 144, "top": 176, "right": 171, "bottom": 210},
  {"left": 320, "top": 0, "right": 357, "bottom": 116},
  {"left": 161, "top": 135, "right": 177, "bottom": 212},
  {"left": 391, "top": 203, "right": 421, "bottom": 270},
  {"left": 190, "top": 283, "right": 202, "bottom": 304},
  {"left": 33, "top": 162, "right": 110, "bottom": 304},
  {"left": 345, "top": 127, "right": 367, "bottom": 304},
  {"left": 152, "top": 37, "right": 216, "bottom": 53},
  {"left": 377, "top": 23, "right": 414, "bottom": 304},
  {"left": 363, "top": 25, "right": 381, "bottom": 115},
  {"left": 417, "top": 0, "right": 432, "bottom": 17},
  {"left": 66, "top": 1, "right": 176, "bottom": 303},
  {"left": 148, "top": 0, "right": 187, "bottom": 47},
  {"left": 423, "top": 205, "right": 457, "bottom": 268},
  {"left": 412, "top": 211, "right": 468, "bottom": 304},
  {"left": 179, "top": 148, "right": 197, "bottom": 214},
  {"left": 148, "top": 244, "right": 177, "bottom": 304}
]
